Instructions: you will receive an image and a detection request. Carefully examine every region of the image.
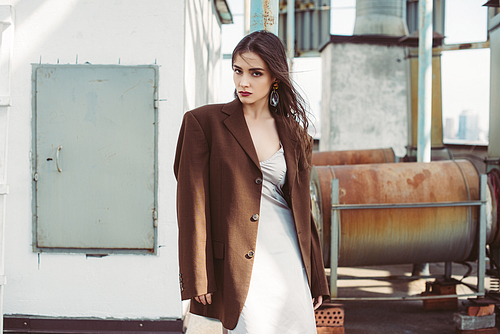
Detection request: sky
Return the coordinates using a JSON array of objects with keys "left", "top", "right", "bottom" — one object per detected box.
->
[
  {"left": 221, "top": 0, "right": 491, "bottom": 141},
  {"left": 441, "top": 0, "right": 490, "bottom": 140}
]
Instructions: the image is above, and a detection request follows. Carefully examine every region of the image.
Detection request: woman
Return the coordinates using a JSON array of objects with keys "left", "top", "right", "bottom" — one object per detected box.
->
[{"left": 174, "top": 31, "right": 329, "bottom": 333}]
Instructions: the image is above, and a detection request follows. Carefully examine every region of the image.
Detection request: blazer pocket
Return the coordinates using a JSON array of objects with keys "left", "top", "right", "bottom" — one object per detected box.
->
[{"left": 213, "top": 241, "right": 225, "bottom": 260}]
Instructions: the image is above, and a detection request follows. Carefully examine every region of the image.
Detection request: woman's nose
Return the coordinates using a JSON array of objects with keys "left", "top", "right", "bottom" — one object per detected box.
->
[{"left": 239, "top": 74, "right": 250, "bottom": 87}]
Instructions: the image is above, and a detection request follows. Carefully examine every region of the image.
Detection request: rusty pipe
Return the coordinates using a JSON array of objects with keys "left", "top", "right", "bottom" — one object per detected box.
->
[
  {"left": 312, "top": 148, "right": 395, "bottom": 166},
  {"left": 310, "top": 160, "right": 497, "bottom": 267}
]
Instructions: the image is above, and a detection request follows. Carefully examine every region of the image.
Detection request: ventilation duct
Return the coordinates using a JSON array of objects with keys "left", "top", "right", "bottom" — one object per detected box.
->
[{"left": 353, "top": 0, "right": 409, "bottom": 36}]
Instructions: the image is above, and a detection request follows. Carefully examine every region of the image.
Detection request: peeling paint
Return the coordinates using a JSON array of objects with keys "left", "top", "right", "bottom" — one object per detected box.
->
[{"left": 250, "top": 0, "right": 279, "bottom": 34}]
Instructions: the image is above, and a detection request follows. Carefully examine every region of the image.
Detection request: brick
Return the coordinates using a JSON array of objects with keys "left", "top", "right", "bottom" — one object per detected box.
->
[
  {"left": 467, "top": 305, "right": 495, "bottom": 317},
  {"left": 456, "top": 328, "right": 498, "bottom": 334},
  {"left": 432, "top": 283, "right": 457, "bottom": 295},
  {"left": 422, "top": 292, "right": 458, "bottom": 310},
  {"left": 454, "top": 313, "right": 496, "bottom": 330},
  {"left": 315, "top": 304, "right": 344, "bottom": 327},
  {"left": 317, "top": 326, "right": 345, "bottom": 334}
]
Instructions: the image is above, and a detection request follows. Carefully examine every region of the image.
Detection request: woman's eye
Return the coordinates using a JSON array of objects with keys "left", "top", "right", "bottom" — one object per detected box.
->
[
  {"left": 233, "top": 68, "right": 242, "bottom": 74},
  {"left": 252, "top": 72, "right": 262, "bottom": 77}
]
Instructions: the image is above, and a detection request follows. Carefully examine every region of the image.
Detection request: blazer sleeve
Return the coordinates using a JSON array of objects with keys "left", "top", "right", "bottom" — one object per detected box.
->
[
  {"left": 173, "top": 111, "right": 217, "bottom": 300},
  {"left": 305, "top": 139, "right": 330, "bottom": 299},
  {"left": 310, "top": 214, "right": 330, "bottom": 298}
]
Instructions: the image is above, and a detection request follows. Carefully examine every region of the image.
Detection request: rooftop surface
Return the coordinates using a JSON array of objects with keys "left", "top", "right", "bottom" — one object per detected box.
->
[{"left": 185, "top": 262, "right": 496, "bottom": 333}]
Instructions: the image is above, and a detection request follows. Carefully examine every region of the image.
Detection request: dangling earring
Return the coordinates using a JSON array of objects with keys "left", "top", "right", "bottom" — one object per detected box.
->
[{"left": 270, "top": 82, "right": 279, "bottom": 107}]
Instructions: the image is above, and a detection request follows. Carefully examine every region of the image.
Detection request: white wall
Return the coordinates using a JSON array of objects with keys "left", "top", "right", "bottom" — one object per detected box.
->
[
  {"left": 0, "top": 0, "right": 219, "bottom": 321},
  {"left": 320, "top": 42, "right": 408, "bottom": 157},
  {"left": 184, "top": 0, "right": 222, "bottom": 111}
]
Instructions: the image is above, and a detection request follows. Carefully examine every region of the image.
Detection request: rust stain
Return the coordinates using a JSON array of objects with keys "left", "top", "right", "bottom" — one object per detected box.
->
[
  {"left": 262, "top": 0, "right": 276, "bottom": 31},
  {"left": 312, "top": 148, "right": 395, "bottom": 166},
  {"left": 339, "top": 187, "right": 346, "bottom": 200},
  {"left": 407, "top": 170, "right": 431, "bottom": 189}
]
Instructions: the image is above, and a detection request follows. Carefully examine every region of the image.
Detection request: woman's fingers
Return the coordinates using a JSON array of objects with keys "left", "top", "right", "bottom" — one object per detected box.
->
[
  {"left": 206, "top": 293, "right": 213, "bottom": 304},
  {"left": 194, "top": 293, "right": 213, "bottom": 305},
  {"left": 313, "top": 295, "right": 323, "bottom": 310}
]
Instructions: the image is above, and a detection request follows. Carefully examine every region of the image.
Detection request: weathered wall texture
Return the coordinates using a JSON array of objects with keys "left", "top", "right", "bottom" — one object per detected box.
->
[
  {"left": 0, "top": 0, "right": 221, "bottom": 321},
  {"left": 320, "top": 42, "right": 409, "bottom": 157}
]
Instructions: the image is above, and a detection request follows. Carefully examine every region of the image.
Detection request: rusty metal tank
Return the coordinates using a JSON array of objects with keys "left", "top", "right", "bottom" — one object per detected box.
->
[
  {"left": 310, "top": 160, "right": 498, "bottom": 267},
  {"left": 312, "top": 148, "right": 395, "bottom": 166}
]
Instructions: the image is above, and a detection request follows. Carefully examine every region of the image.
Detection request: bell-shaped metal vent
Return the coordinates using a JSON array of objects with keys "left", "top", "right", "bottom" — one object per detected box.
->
[{"left": 353, "top": 0, "right": 409, "bottom": 36}]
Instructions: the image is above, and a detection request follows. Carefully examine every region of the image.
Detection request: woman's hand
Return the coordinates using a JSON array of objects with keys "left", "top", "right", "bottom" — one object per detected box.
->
[
  {"left": 194, "top": 293, "right": 213, "bottom": 305},
  {"left": 312, "top": 295, "right": 323, "bottom": 310}
]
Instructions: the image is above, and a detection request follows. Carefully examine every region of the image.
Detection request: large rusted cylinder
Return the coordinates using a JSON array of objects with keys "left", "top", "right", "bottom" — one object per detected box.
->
[
  {"left": 310, "top": 160, "right": 497, "bottom": 267},
  {"left": 312, "top": 148, "right": 395, "bottom": 166}
]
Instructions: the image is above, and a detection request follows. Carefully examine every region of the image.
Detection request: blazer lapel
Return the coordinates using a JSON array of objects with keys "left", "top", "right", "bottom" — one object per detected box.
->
[
  {"left": 274, "top": 115, "right": 298, "bottom": 191},
  {"left": 222, "top": 99, "right": 260, "bottom": 169}
]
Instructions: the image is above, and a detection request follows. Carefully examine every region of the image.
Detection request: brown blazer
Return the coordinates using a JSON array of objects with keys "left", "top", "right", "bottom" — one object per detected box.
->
[{"left": 174, "top": 98, "right": 329, "bottom": 330}]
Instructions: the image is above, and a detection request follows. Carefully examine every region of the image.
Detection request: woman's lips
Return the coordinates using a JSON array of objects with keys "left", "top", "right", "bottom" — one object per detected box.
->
[{"left": 239, "top": 91, "right": 252, "bottom": 97}]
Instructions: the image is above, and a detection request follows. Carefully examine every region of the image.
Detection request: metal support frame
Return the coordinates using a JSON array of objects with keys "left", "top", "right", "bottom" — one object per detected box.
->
[
  {"left": 417, "top": 0, "right": 433, "bottom": 163},
  {"left": 478, "top": 174, "right": 487, "bottom": 294},
  {"left": 249, "top": 0, "right": 279, "bottom": 34},
  {"left": 444, "top": 262, "right": 452, "bottom": 280},
  {"left": 286, "top": 0, "right": 294, "bottom": 70},
  {"left": 329, "top": 174, "right": 488, "bottom": 301},
  {"left": 330, "top": 179, "right": 339, "bottom": 298}
]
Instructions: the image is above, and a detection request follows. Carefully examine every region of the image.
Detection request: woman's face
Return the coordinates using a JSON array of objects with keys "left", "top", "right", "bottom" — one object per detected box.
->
[{"left": 233, "top": 52, "right": 275, "bottom": 107}]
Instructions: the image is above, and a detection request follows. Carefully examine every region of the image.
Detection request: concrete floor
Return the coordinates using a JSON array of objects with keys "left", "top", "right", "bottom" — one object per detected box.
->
[
  {"left": 184, "top": 313, "right": 223, "bottom": 334},
  {"left": 183, "top": 262, "right": 497, "bottom": 333}
]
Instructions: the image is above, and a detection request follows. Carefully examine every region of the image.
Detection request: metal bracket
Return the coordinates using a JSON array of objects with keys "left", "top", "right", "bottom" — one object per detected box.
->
[{"left": 154, "top": 92, "right": 159, "bottom": 109}]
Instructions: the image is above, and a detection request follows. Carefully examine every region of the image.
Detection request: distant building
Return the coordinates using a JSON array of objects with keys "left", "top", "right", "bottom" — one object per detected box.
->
[
  {"left": 444, "top": 117, "right": 456, "bottom": 139},
  {"left": 458, "top": 110, "right": 479, "bottom": 141}
]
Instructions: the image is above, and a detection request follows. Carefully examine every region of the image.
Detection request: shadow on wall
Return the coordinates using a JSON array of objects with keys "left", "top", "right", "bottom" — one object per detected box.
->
[{"left": 184, "top": 0, "right": 222, "bottom": 111}]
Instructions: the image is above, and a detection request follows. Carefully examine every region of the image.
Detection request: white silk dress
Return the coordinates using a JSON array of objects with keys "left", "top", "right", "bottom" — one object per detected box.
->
[{"left": 228, "top": 146, "right": 317, "bottom": 334}]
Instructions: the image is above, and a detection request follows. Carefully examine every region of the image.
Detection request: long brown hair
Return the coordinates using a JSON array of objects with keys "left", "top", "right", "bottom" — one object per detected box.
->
[{"left": 232, "top": 30, "right": 312, "bottom": 162}]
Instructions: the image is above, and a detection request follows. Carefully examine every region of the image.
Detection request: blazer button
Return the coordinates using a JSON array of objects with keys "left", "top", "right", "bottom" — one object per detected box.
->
[
  {"left": 251, "top": 214, "right": 259, "bottom": 221},
  {"left": 247, "top": 250, "right": 255, "bottom": 258},
  {"left": 255, "top": 178, "right": 262, "bottom": 185}
]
